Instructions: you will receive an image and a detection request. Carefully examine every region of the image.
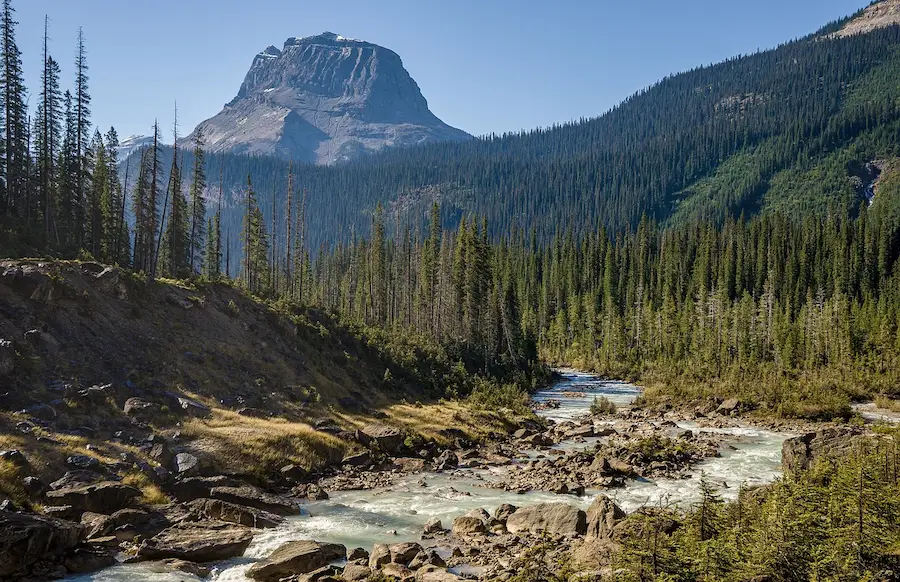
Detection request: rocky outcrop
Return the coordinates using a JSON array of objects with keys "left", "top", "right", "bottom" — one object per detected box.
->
[
  {"left": 44, "top": 481, "right": 141, "bottom": 516},
  {"left": 247, "top": 540, "right": 346, "bottom": 582},
  {"left": 0, "top": 510, "right": 84, "bottom": 578},
  {"left": 138, "top": 521, "right": 253, "bottom": 562},
  {"left": 209, "top": 485, "right": 300, "bottom": 516},
  {"left": 833, "top": 0, "right": 900, "bottom": 38},
  {"left": 782, "top": 427, "right": 867, "bottom": 475},
  {"left": 505, "top": 503, "right": 587, "bottom": 537},
  {"left": 188, "top": 498, "right": 285, "bottom": 528},
  {"left": 189, "top": 32, "right": 470, "bottom": 165}
]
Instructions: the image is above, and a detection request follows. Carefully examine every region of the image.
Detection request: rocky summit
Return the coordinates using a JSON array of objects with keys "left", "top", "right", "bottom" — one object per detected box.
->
[{"left": 190, "top": 32, "right": 470, "bottom": 164}]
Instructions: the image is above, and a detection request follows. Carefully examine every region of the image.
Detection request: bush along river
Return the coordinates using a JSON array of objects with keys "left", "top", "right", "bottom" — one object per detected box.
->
[{"left": 67, "top": 370, "right": 796, "bottom": 581}]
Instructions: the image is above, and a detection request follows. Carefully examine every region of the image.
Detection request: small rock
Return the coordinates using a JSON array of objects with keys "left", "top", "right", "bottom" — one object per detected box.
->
[{"left": 423, "top": 517, "right": 443, "bottom": 534}]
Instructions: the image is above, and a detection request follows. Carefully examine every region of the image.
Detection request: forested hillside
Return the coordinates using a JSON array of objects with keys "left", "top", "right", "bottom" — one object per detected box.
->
[{"left": 119, "top": 15, "right": 900, "bottom": 264}]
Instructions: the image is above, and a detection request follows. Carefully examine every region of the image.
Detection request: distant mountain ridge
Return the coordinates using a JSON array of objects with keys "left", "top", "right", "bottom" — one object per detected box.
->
[
  {"left": 187, "top": 32, "right": 470, "bottom": 164},
  {"left": 123, "top": 1, "right": 900, "bottom": 278}
]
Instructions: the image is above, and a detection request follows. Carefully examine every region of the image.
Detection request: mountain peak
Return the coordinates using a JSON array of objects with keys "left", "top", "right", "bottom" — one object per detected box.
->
[
  {"left": 833, "top": 0, "right": 900, "bottom": 37},
  {"left": 192, "top": 33, "right": 469, "bottom": 164}
]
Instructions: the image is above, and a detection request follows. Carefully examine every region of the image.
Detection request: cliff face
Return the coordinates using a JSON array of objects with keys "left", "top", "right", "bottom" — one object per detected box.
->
[{"left": 191, "top": 33, "right": 470, "bottom": 164}]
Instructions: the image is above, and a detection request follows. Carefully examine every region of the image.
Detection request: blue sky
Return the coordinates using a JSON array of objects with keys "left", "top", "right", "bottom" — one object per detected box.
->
[{"left": 18, "top": 0, "right": 868, "bottom": 140}]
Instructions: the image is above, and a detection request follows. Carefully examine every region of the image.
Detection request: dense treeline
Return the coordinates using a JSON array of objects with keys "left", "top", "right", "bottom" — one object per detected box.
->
[
  {"left": 126, "top": 21, "right": 900, "bottom": 261},
  {"left": 295, "top": 201, "right": 900, "bottom": 419}
]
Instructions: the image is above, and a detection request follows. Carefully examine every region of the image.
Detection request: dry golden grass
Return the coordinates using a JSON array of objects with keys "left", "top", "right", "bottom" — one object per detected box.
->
[
  {"left": 329, "top": 401, "right": 521, "bottom": 446},
  {"left": 181, "top": 409, "right": 348, "bottom": 476},
  {"left": 122, "top": 472, "right": 170, "bottom": 505}
]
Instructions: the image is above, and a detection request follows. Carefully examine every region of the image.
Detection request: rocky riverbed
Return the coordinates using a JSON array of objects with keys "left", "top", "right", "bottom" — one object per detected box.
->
[{"left": 1, "top": 371, "right": 815, "bottom": 581}]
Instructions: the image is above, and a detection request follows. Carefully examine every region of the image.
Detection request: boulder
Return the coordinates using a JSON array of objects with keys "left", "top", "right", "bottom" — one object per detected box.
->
[
  {"left": 782, "top": 427, "right": 866, "bottom": 475},
  {"left": 717, "top": 398, "right": 741, "bottom": 415},
  {"left": 381, "top": 563, "right": 414, "bottom": 581},
  {"left": 174, "top": 452, "right": 200, "bottom": 476},
  {"left": 607, "top": 457, "right": 633, "bottom": 475},
  {"left": 347, "top": 547, "right": 369, "bottom": 561},
  {"left": 50, "top": 470, "right": 104, "bottom": 491},
  {"left": 188, "top": 498, "right": 284, "bottom": 529},
  {"left": 451, "top": 513, "right": 487, "bottom": 537},
  {"left": 585, "top": 495, "right": 626, "bottom": 539},
  {"left": 422, "top": 517, "right": 443, "bottom": 534},
  {"left": 356, "top": 424, "right": 403, "bottom": 452},
  {"left": 416, "top": 569, "right": 460, "bottom": 582},
  {"left": 209, "top": 485, "right": 300, "bottom": 516},
  {"left": 393, "top": 457, "right": 426, "bottom": 473},
  {"left": 148, "top": 442, "right": 174, "bottom": 468},
  {"left": 62, "top": 545, "right": 116, "bottom": 574},
  {"left": 80, "top": 512, "right": 113, "bottom": 539},
  {"left": 292, "top": 483, "right": 329, "bottom": 500},
  {"left": 138, "top": 521, "right": 253, "bottom": 562},
  {"left": 342, "top": 563, "right": 372, "bottom": 581},
  {"left": 494, "top": 503, "right": 517, "bottom": 522},
  {"left": 409, "top": 550, "right": 446, "bottom": 569},
  {"left": 280, "top": 464, "right": 307, "bottom": 482},
  {"left": 147, "top": 559, "right": 212, "bottom": 577},
  {"left": 123, "top": 397, "right": 158, "bottom": 418},
  {"left": 176, "top": 396, "right": 212, "bottom": 418},
  {"left": 505, "top": 503, "right": 587, "bottom": 536},
  {"left": 167, "top": 475, "right": 241, "bottom": 502},
  {"left": 522, "top": 433, "right": 553, "bottom": 447},
  {"left": 0, "top": 509, "right": 84, "bottom": 578},
  {"left": 246, "top": 540, "right": 346, "bottom": 582},
  {"left": 342, "top": 451, "right": 373, "bottom": 467},
  {"left": 369, "top": 543, "right": 391, "bottom": 569},
  {"left": 22, "top": 476, "right": 46, "bottom": 497},
  {"left": 66, "top": 455, "right": 100, "bottom": 470},
  {"left": 45, "top": 482, "right": 140, "bottom": 515},
  {"left": 389, "top": 541, "right": 423, "bottom": 565}
]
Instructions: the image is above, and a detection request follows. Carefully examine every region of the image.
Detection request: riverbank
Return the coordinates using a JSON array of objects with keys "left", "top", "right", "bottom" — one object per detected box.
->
[{"left": 41, "top": 371, "right": 802, "bottom": 582}]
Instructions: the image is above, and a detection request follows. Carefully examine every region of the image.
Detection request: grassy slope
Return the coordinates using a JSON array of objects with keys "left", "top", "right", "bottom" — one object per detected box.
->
[{"left": 0, "top": 260, "right": 525, "bottom": 498}]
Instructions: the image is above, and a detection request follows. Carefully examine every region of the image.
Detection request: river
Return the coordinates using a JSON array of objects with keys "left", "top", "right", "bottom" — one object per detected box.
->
[{"left": 70, "top": 370, "right": 792, "bottom": 581}]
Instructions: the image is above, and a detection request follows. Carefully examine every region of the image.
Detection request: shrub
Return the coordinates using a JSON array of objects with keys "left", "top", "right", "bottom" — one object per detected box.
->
[{"left": 590, "top": 395, "right": 617, "bottom": 415}]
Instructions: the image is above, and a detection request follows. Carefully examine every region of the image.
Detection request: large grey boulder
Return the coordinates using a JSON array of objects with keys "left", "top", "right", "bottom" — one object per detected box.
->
[
  {"left": 209, "top": 485, "right": 300, "bottom": 516},
  {"left": 188, "top": 498, "right": 284, "bottom": 529},
  {"left": 356, "top": 424, "right": 404, "bottom": 452},
  {"left": 45, "top": 481, "right": 140, "bottom": 515},
  {"left": 505, "top": 503, "right": 587, "bottom": 537},
  {"left": 246, "top": 540, "right": 346, "bottom": 582},
  {"left": 138, "top": 521, "right": 253, "bottom": 562},
  {"left": 451, "top": 511, "right": 488, "bottom": 537},
  {"left": 585, "top": 495, "right": 626, "bottom": 539},
  {"left": 0, "top": 510, "right": 84, "bottom": 578}
]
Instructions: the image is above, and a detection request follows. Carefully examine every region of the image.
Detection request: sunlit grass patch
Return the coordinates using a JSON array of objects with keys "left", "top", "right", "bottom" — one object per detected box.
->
[{"left": 181, "top": 410, "right": 347, "bottom": 476}]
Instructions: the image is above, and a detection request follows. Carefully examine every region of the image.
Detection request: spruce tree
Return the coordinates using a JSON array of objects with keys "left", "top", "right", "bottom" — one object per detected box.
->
[
  {"left": 187, "top": 129, "right": 206, "bottom": 274},
  {"left": 0, "top": 0, "right": 27, "bottom": 221}
]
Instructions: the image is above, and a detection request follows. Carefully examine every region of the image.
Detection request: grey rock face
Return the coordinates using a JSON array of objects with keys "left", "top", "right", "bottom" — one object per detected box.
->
[{"left": 190, "top": 33, "right": 470, "bottom": 164}]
